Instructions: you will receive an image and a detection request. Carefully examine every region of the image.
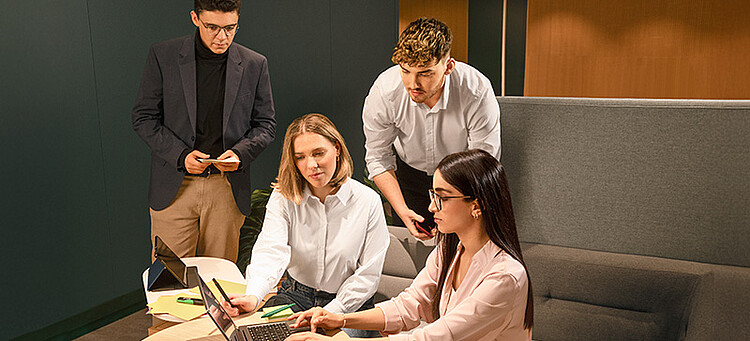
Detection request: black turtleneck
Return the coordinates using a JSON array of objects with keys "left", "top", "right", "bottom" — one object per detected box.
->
[{"left": 194, "top": 30, "right": 228, "bottom": 165}]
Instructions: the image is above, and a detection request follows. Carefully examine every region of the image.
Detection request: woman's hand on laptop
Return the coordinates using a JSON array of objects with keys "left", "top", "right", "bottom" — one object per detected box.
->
[
  {"left": 222, "top": 294, "right": 259, "bottom": 317},
  {"left": 290, "top": 307, "right": 343, "bottom": 333}
]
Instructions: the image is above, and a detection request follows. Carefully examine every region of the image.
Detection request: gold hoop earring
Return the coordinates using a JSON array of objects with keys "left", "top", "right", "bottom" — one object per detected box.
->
[{"left": 472, "top": 212, "right": 479, "bottom": 220}]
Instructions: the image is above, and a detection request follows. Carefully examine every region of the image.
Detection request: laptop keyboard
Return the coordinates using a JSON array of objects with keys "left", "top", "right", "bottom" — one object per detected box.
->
[{"left": 240, "top": 321, "right": 293, "bottom": 341}]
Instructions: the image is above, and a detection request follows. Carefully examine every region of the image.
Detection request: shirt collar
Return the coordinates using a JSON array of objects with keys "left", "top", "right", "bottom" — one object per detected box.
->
[
  {"left": 302, "top": 177, "right": 352, "bottom": 205},
  {"left": 332, "top": 178, "right": 352, "bottom": 205},
  {"left": 407, "top": 73, "right": 451, "bottom": 113},
  {"left": 480, "top": 239, "right": 503, "bottom": 258},
  {"left": 455, "top": 239, "right": 504, "bottom": 269},
  {"left": 433, "top": 72, "right": 450, "bottom": 112}
]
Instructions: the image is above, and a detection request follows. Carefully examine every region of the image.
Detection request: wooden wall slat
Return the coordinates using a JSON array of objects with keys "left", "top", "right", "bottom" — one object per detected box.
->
[
  {"left": 399, "top": 0, "right": 469, "bottom": 63},
  {"left": 525, "top": 0, "right": 750, "bottom": 99}
]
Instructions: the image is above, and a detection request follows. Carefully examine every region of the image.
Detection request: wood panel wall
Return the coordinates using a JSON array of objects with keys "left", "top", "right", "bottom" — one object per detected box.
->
[
  {"left": 525, "top": 0, "right": 750, "bottom": 99},
  {"left": 399, "top": 0, "right": 469, "bottom": 63}
]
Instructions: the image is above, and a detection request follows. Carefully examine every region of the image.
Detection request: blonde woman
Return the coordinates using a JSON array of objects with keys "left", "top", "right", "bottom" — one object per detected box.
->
[{"left": 226, "top": 113, "right": 389, "bottom": 338}]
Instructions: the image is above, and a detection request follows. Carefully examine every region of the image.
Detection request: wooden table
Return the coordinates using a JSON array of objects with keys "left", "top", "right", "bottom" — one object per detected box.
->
[{"left": 142, "top": 311, "right": 350, "bottom": 340}]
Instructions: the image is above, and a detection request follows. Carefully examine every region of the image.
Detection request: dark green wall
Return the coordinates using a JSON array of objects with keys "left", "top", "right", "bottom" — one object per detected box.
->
[
  {"left": 0, "top": 1, "right": 396, "bottom": 339},
  {"left": 504, "top": 0, "right": 527, "bottom": 96},
  {"left": 244, "top": 1, "right": 399, "bottom": 183},
  {"left": 469, "top": 0, "right": 503, "bottom": 94},
  {"left": 468, "top": 0, "right": 527, "bottom": 96}
]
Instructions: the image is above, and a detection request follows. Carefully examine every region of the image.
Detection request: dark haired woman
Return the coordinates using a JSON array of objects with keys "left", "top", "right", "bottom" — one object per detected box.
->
[{"left": 286, "top": 149, "right": 533, "bottom": 340}]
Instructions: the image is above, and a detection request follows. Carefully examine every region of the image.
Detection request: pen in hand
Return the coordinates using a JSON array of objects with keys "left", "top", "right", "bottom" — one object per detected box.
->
[{"left": 212, "top": 278, "right": 236, "bottom": 308}]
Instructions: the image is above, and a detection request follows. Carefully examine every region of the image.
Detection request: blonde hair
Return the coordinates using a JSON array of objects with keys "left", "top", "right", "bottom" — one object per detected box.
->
[
  {"left": 274, "top": 113, "right": 354, "bottom": 204},
  {"left": 392, "top": 17, "right": 452, "bottom": 66}
]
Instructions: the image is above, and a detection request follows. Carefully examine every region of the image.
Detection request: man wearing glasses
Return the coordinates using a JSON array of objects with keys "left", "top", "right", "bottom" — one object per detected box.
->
[{"left": 133, "top": 0, "right": 275, "bottom": 262}]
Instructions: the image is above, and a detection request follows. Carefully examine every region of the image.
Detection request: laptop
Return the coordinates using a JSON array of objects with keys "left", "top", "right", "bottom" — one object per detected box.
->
[
  {"left": 147, "top": 235, "right": 200, "bottom": 291},
  {"left": 197, "top": 277, "right": 311, "bottom": 341}
]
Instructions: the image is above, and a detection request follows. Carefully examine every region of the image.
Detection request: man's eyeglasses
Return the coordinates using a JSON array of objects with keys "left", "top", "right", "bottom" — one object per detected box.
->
[
  {"left": 428, "top": 189, "right": 472, "bottom": 211},
  {"left": 198, "top": 17, "right": 238, "bottom": 37}
]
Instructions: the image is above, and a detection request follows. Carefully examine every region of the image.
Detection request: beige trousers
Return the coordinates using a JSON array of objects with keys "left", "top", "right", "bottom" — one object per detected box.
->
[{"left": 150, "top": 173, "right": 245, "bottom": 262}]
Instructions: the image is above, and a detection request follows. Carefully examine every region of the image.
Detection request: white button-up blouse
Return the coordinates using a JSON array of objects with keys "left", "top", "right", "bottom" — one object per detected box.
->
[{"left": 244, "top": 178, "right": 390, "bottom": 314}]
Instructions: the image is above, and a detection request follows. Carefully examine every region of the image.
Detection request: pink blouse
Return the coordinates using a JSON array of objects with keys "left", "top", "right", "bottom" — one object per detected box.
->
[{"left": 376, "top": 240, "right": 531, "bottom": 341}]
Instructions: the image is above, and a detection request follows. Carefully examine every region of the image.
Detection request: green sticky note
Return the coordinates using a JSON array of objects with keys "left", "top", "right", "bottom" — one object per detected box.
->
[{"left": 262, "top": 305, "right": 294, "bottom": 318}]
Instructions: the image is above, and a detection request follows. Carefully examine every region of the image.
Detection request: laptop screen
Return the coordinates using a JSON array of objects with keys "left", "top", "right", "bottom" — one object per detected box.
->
[
  {"left": 154, "top": 235, "right": 188, "bottom": 285},
  {"left": 198, "top": 277, "right": 237, "bottom": 339}
]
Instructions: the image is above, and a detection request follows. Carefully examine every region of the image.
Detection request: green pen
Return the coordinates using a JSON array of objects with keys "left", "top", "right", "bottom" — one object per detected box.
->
[
  {"left": 176, "top": 297, "right": 204, "bottom": 305},
  {"left": 261, "top": 303, "right": 296, "bottom": 318}
]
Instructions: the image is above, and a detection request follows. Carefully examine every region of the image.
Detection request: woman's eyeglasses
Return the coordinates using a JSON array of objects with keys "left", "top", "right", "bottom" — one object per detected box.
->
[{"left": 428, "top": 189, "right": 472, "bottom": 211}]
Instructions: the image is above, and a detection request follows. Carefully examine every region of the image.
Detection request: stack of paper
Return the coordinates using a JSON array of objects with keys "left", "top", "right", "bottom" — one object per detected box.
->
[
  {"left": 187, "top": 278, "right": 246, "bottom": 297},
  {"left": 146, "top": 293, "right": 205, "bottom": 320},
  {"left": 147, "top": 279, "right": 246, "bottom": 321}
]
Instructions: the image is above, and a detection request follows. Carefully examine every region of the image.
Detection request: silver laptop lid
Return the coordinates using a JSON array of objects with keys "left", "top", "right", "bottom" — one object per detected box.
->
[{"left": 198, "top": 277, "right": 238, "bottom": 340}]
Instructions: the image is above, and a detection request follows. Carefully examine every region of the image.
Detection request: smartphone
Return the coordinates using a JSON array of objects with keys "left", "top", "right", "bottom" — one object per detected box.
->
[
  {"left": 212, "top": 278, "right": 236, "bottom": 308},
  {"left": 413, "top": 221, "right": 434, "bottom": 238}
]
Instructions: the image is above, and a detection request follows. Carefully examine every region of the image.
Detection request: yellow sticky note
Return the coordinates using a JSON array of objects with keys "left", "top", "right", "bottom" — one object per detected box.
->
[
  {"left": 188, "top": 278, "right": 246, "bottom": 297},
  {"left": 147, "top": 293, "right": 205, "bottom": 321}
]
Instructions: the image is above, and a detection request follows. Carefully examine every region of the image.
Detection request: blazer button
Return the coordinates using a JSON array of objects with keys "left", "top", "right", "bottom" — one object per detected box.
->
[{"left": 191, "top": 136, "right": 195, "bottom": 141}]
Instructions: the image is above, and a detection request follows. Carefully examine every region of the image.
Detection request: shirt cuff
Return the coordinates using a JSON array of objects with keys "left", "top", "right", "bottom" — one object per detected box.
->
[
  {"left": 366, "top": 162, "right": 394, "bottom": 180},
  {"left": 322, "top": 299, "right": 346, "bottom": 315},
  {"left": 177, "top": 149, "right": 190, "bottom": 172},
  {"left": 375, "top": 300, "right": 403, "bottom": 333},
  {"left": 244, "top": 285, "right": 268, "bottom": 310},
  {"left": 231, "top": 148, "right": 243, "bottom": 170}
]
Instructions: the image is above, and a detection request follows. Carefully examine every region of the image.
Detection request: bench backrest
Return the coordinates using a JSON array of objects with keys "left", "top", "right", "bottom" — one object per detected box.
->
[{"left": 498, "top": 96, "right": 750, "bottom": 267}]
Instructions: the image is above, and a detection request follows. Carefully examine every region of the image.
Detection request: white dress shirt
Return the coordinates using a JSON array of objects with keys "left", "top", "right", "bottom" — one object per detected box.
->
[
  {"left": 244, "top": 178, "right": 390, "bottom": 314},
  {"left": 363, "top": 62, "right": 501, "bottom": 178}
]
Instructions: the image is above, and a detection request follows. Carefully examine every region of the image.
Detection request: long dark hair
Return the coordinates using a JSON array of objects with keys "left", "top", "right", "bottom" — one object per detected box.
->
[{"left": 430, "top": 149, "right": 533, "bottom": 330}]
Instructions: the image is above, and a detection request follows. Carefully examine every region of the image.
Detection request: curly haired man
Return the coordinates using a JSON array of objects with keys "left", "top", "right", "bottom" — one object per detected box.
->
[{"left": 363, "top": 17, "right": 501, "bottom": 240}]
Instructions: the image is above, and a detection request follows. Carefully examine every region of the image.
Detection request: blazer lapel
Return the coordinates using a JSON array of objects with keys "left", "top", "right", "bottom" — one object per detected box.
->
[
  {"left": 179, "top": 35, "right": 197, "bottom": 134},
  {"left": 223, "top": 44, "right": 244, "bottom": 134}
]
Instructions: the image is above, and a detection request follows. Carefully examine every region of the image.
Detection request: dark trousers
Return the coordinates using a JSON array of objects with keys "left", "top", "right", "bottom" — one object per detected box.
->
[
  {"left": 392, "top": 156, "right": 435, "bottom": 230},
  {"left": 262, "top": 275, "right": 375, "bottom": 312}
]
